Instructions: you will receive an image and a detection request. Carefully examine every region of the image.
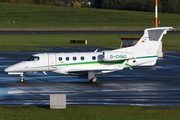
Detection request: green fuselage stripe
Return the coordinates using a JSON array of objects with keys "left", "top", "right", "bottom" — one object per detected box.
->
[{"left": 57, "top": 60, "right": 125, "bottom": 67}]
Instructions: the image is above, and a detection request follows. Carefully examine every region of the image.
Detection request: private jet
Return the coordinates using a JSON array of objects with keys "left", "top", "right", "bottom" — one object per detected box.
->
[{"left": 5, "top": 27, "right": 173, "bottom": 83}]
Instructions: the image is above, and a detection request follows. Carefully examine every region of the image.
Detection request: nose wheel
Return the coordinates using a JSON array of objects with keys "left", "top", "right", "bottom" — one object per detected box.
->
[{"left": 17, "top": 74, "right": 26, "bottom": 83}]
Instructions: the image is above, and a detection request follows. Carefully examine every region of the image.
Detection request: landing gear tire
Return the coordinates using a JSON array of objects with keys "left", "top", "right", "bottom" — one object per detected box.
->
[
  {"left": 17, "top": 74, "right": 26, "bottom": 83},
  {"left": 90, "top": 77, "right": 98, "bottom": 83},
  {"left": 17, "top": 79, "right": 26, "bottom": 83}
]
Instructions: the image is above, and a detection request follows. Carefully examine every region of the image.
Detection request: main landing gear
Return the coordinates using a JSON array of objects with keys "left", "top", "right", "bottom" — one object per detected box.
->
[
  {"left": 17, "top": 74, "right": 26, "bottom": 83},
  {"left": 88, "top": 71, "right": 99, "bottom": 83},
  {"left": 90, "top": 77, "right": 98, "bottom": 83}
]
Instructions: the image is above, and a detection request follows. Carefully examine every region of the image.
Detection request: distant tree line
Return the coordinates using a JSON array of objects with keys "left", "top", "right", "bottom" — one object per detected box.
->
[
  {"left": 1, "top": 0, "right": 180, "bottom": 14},
  {"left": 92, "top": 0, "right": 180, "bottom": 14}
]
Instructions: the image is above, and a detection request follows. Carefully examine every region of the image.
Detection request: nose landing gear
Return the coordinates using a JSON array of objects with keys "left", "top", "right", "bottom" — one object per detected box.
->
[{"left": 17, "top": 74, "right": 26, "bottom": 83}]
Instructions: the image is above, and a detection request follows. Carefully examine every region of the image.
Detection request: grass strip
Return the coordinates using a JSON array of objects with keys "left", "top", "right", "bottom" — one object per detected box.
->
[
  {"left": 0, "top": 34, "right": 180, "bottom": 51},
  {"left": 0, "top": 3, "right": 180, "bottom": 31},
  {"left": 0, "top": 105, "right": 180, "bottom": 120}
]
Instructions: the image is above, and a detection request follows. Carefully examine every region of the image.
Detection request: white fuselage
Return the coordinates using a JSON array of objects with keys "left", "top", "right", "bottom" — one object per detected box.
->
[{"left": 5, "top": 51, "right": 158, "bottom": 76}]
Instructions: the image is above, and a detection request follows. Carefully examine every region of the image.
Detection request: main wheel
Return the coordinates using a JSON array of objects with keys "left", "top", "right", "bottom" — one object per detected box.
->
[{"left": 90, "top": 77, "right": 98, "bottom": 83}]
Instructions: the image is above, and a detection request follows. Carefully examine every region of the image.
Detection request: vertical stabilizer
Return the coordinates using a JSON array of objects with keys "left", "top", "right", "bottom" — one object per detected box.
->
[{"left": 133, "top": 27, "right": 173, "bottom": 54}]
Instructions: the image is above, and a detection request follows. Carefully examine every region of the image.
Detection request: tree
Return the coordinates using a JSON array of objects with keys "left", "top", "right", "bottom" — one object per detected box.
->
[
  {"left": 53, "top": 0, "right": 61, "bottom": 6},
  {"left": 79, "top": 0, "right": 89, "bottom": 8},
  {"left": 144, "top": 0, "right": 154, "bottom": 12},
  {"left": 73, "top": 1, "right": 81, "bottom": 8},
  {"left": 60, "top": 0, "right": 72, "bottom": 7},
  {"left": 91, "top": 0, "right": 103, "bottom": 8},
  {"left": 162, "top": 0, "right": 180, "bottom": 13}
]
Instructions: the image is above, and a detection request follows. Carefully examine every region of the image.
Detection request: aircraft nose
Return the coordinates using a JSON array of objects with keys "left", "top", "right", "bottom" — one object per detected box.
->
[{"left": 4, "top": 66, "right": 15, "bottom": 72}]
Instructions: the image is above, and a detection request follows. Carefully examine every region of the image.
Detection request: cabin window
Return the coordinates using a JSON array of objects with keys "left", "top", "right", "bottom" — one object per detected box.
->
[
  {"left": 73, "top": 57, "right": 76, "bottom": 61},
  {"left": 81, "top": 56, "right": 84, "bottom": 61},
  {"left": 66, "top": 57, "right": 69, "bottom": 61},
  {"left": 59, "top": 57, "right": 62, "bottom": 61},
  {"left": 92, "top": 56, "right": 96, "bottom": 60},
  {"left": 25, "top": 56, "right": 40, "bottom": 61}
]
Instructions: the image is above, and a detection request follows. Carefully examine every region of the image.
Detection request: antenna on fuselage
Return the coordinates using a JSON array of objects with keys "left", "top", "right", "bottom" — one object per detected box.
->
[{"left": 94, "top": 49, "right": 98, "bottom": 52}]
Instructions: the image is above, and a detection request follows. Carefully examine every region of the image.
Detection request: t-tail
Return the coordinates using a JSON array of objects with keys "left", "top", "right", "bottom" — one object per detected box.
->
[
  {"left": 114, "top": 27, "right": 173, "bottom": 54},
  {"left": 110, "top": 27, "right": 174, "bottom": 67},
  {"left": 132, "top": 27, "right": 173, "bottom": 54}
]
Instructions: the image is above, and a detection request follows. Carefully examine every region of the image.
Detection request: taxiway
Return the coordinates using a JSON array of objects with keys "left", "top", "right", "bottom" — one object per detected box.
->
[{"left": 0, "top": 47, "right": 180, "bottom": 106}]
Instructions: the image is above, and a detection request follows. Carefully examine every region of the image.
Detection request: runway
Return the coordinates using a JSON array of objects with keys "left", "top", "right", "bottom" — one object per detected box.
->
[{"left": 0, "top": 47, "right": 180, "bottom": 106}]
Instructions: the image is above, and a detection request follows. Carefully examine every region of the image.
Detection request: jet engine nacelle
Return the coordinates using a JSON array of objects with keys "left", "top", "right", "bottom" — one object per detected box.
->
[{"left": 103, "top": 51, "right": 132, "bottom": 61}]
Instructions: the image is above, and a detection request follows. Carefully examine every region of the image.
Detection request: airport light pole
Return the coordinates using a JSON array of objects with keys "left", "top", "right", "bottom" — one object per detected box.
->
[{"left": 155, "top": 0, "right": 158, "bottom": 28}]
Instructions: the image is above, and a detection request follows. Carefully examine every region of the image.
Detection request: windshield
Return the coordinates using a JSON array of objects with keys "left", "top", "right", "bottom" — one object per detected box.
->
[{"left": 25, "top": 56, "right": 40, "bottom": 61}]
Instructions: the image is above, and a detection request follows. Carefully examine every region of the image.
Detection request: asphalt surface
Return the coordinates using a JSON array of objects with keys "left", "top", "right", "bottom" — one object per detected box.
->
[
  {"left": 0, "top": 31, "right": 179, "bottom": 34},
  {"left": 0, "top": 47, "right": 180, "bottom": 106}
]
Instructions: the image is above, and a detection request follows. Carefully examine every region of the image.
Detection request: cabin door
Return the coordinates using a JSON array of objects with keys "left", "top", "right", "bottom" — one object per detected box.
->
[{"left": 48, "top": 54, "right": 57, "bottom": 71}]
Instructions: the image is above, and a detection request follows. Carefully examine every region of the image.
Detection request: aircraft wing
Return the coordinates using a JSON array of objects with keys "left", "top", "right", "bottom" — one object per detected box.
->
[
  {"left": 68, "top": 69, "right": 114, "bottom": 73},
  {"left": 68, "top": 68, "right": 115, "bottom": 76},
  {"left": 68, "top": 60, "right": 127, "bottom": 73}
]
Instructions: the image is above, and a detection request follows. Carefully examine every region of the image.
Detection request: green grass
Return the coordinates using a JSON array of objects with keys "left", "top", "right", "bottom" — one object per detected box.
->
[
  {"left": 0, "top": 3, "right": 180, "bottom": 31},
  {"left": 0, "top": 34, "right": 127, "bottom": 46},
  {"left": 0, "top": 34, "right": 180, "bottom": 51},
  {"left": 0, "top": 106, "right": 180, "bottom": 120},
  {"left": 162, "top": 34, "right": 180, "bottom": 51},
  {"left": 162, "top": 34, "right": 180, "bottom": 45}
]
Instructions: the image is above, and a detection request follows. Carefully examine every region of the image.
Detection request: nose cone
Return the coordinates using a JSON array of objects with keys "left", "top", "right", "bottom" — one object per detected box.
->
[
  {"left": 5, "top": 61, "right": 27, "bottom": 73},
  {"left": 4, "top": 62, "right": 23, "bottom": 72},
  {"left": 4, "top": 66, "right": 15, "bottom": 72}
]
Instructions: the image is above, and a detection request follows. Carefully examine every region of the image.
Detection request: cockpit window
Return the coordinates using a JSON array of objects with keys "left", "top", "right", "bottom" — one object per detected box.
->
[{"left": 25, "top": 56, "right": 40, "bottom": 61}]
